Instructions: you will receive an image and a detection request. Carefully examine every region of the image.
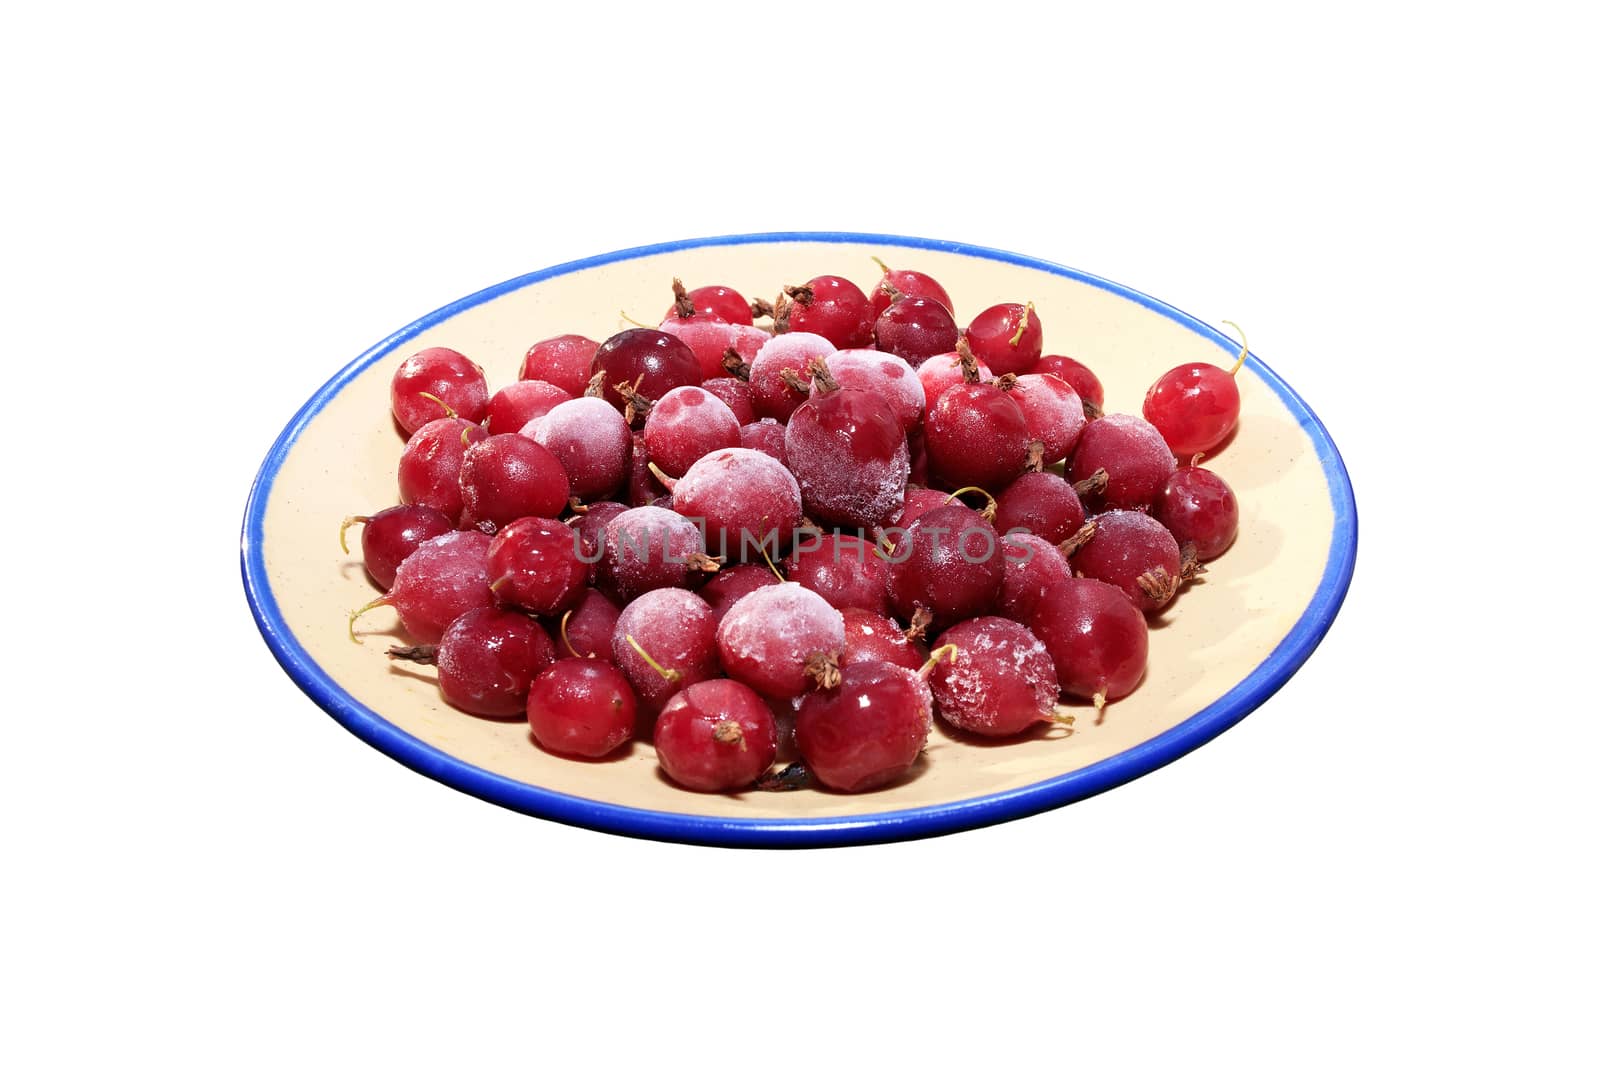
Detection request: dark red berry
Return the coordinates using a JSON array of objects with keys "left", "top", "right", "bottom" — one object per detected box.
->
[
  {"left": 567, "top": 501, "right": 628, "bottom": 583},
  {"left": 1010, "top": 373, "right": 1085, "bottom": 463},
  {"left": 397, "top": 418, "right": 487, "bottom": 522},
  {"left": 1028, "top": 578, "right": 1148, "bottom": 706},
  {"left": 1069, "top": 413, "right": 1177, "bottom": 511},
  {"left": 739, "top": 418, "right": 787, "bottom": 465},
  {"left": 885, "top": 504, "right": 1004, "bottom": 627},
  {"left": 794, "top": 660, "right": 931, "bottom": 793},
  {"left": 748, "top": 332, "right": 831, "bottom": 421},
  {"left": 591, "top": 328, "right": 701, "bottom": 419},
  {"left": 964, "top": 302, "right": 1042, "bottom": 377},
  {"left": 996, "top": 532, "right": 1073, "bottom": 624},
  {"left": 701, "top": 377, "right": 757, "bottom": 425},
  {"left": 873, "top": 295, "right": 960, "bottom": 367},
  {"left": 340, "top": 504, "right": 454, "bottom": 591},
  {"left": 993, "top": 471, "right": 1086, "bottom": 545},
  {"left": 459, "top": 433, "right": 571, "bottom": 532},
  {"left": 654, "top": 680, "right": 777, "bottom": 792},
  {"left": 786, "top": 532, "right": 890, "bottom": 615},
  {"left": 485, "top": 516, "right": 588, "bottom": 616},
  {"left": 434, "top": 607, "right": 556, "bottom": 718},
  {"left": 839, "top": 608, "right": 926, "bottom": 669},
  {"left": 783, "top": 275, "right": 875, "bottom": 348},
  {"left": 1073, "top": 510, "right": 1184, "bottom": 613},
  {"left": 699, "top": 562, "right": 783, "bottom": 626},
  {"left": 526, "top": 658, "right": 636, "bottom": 758},
  {"left": 922, "top": 357, "right": 1029, "bottom": 491},
  {"left": 599, "top": 506, "right": 716, "bottom": 600},
  {"left": 928, "top": 617, "right": 1064, "bottom": 736},
  {"left": 1153, "top": 465, "right": 1239, "bottom": 561},
  {"left": 553, "top": 587, "right": 620, "bottom": 662}
]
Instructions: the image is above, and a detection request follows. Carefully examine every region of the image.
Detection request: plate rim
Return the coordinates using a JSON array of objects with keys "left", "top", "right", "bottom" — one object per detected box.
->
[{"left": 239, "top": 230, "right": 1358, "bottom": 848}]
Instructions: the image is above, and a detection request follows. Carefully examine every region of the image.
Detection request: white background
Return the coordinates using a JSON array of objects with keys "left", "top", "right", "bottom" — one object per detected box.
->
[{"left": 4, "top": 2, "right": 1595, "bottom": 1076}]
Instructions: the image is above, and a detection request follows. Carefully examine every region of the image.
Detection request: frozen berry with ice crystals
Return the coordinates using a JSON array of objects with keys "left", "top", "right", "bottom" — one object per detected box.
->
[
  {"left": 785, "top": 361, "right": 909, "bottom": 529},
  {"left": 1069, "top": 413, "right": 1177, "bottom": 511},
  {"left": 487, "top": 380, "right": 570, "bottom": 436},
  {"left": 922, "top": 345, "right": 1029, "bottom": 491},
  {"left": 529, "top": 396, "right": 632, "bottom": 500},
  {"left": 612, "top": 588, "right": 720, "bottom": 713},
  {"left": 600, "top": 505, "right": 718, "bottom": 600},
  {"left": 996, "top": 532, "right": 1073, "bottom": 624},
  {"left": 928, "top": 617, "right": 1066, "bottom": 736},
  {"left": 748, "top": 332, "right": 834, "bottom": 422},
  {"left": 1010, "top": 373, "right": 1085, "bottom": 464},
  {"left": 1073, "top": 510, "right": 1187, "bottom": 613},
  {"left": 993, "top": 471, "right": 1085, "bottom": 546},
  {"left": 671, "top": 447, "right": 802, "bottom": 560},
  {"left": 521, "top": 335, "right": 600, "bottom": 397},
  {"left": 885, "top": 503, "right": 1004, "bottom": 627},
  {"left": 348, "top": 530, "right": 494, "bottom": 646},
  {"left": 1033, "top": 354, "right": 1104, "bottom": 411},
  {"left": 642, "top": 385, "right": 742, "bottom": 477},
  {"left": 817, "top": 349, "right": 925, "bottom": 433},
  {"left": 786, "top": 531, "right": 890, "bottom": 615},
  {"left": 716, "top": 582, "right": 846, "bottom": 699}
]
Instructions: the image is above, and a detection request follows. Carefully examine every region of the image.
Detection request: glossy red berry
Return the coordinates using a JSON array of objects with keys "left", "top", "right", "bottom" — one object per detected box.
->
[
  {"left": 485, "top": 516, "right": 588, "bottom": 615},
  {"left": 487, "top": 380, "right": 571, "bottom": 436},
  {"left": 885, "top": 504, "right": 1004, "bottom": 627},
  {"left": 521, "top": 335, "right": 600, "bottom": 397},
  {"left": 1028, "top": 578, "right": 1148, "bottom": 705},
  {"left": 873, "top": 296, "right": 960, "bottom": 367},
  {"left": 964, "top": 302, "right": 1042, "bottom": 377},
  {"left": 1068, "top": 413, "right": 1177, "bottom": 510},
  {"left": 783, "top": 275, "right": 874, "bottom": 348},
  {"left": 739, "top": 418, "right": 787, "bottom": 465},
  {"left": 340, "top": 504, "right": 454, "bottom": 591},
  {"left": 717, "top": 582, "right": 846, "bottom": 699},
  {"left": 917, "top": 350, "right": 992, "bottom": 413},
  {"left": 592, "top": 328, "right": 701, "bottom": 418},
  {"left": 526, "top": 658, "right": 636, "bottom": 758},
  {"left": 839, "top": 608, "right": 926, "bottom": 669},
  {"left": 390, "top": 347, "right": 489, "bottom": 434},
  {"left": 662, "top": 281, "right": 755, "bottom": 326},
  {"left": 923, "top": 367, "right": 1029, "bottom": 491},
  {"left": 786, "top": 531, "right": 890, "bottom": 615},
  {"left": 611, "top": 588, "right": 721, "bottom": 712},
  {"left": 459, "top": 433, "right": 571, "bottom": 532},
  {"left": 434, "top": 607, "right": 556, "bottom": 717},
  {"left": 654, "top": 680, "right": 777, "bottom": 792},
  {"left": 868, "top": 261, "right": 955, "bottom": 320},
  {"left": 397, "top": 418, "right": 487, "bottom": 522},
  {"left": 794, "top": 660, "right": 931, "bottom": 792},
  {"left": 892, "top": 486, "right": 956, "bottom": 529},
  {"left": 1153, "top": 465, "right": 1239, "bottom": 561},
  {"left": 1143, "top": 362, "right": 1241, "bottom": 457},
  {"left": 785, "top": 365, "right": 909, "bottom": 529},
  {"left": 928, "top": 617, "right": 1063, "bottom": 736}
]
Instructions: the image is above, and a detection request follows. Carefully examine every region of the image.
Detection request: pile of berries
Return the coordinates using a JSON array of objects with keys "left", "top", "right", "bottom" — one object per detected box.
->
[{"left": 343, "top": 263, "right": 1243, "bottom": 795}]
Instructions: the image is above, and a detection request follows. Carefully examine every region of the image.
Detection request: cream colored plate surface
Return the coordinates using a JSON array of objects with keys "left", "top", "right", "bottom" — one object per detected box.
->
[{"left": 244, "top": 235, "right": 1355, "bottom": 843}]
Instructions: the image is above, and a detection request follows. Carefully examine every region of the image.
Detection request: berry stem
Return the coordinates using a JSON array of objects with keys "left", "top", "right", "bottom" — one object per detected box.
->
[
  {"left": 1092, "top": 691, "right": 1107, "bottom": 722},
  {"left": 943, "top": 486, "right": 997, "bottom": 521},
  {"left": 1049, "top": 704, "right": 1077, "bottom": 729},
  {"left": 416, "top": 392, "right": 457, "bottom": 419},
  {"left": 1083, "top": 399, "right": 1104, "bottom": 421},
  {"left": 339, "top": 515, "right": 370, "bottom": 554},
  {"left": 1136, "top": 567, "right": 1178, "bottom": 605},
  {"left": 755, "top": 540, "right": 786, "bottom": 582},
  {"left": 721, "top": 348, "right": 751, "bottom": 380},
  {"left": 567, "top": 496, "right": 589, "bottom": 514},
  {"left": 804, "top": 651, "right": 842, "bottom": 690},
  {"left": 387, "top": 644, "right": 438, "bottom": 664},
  {"left": 916, "top": 643, "right": 959, "bottom": 680},
  {"left": 346, "top": 596, "right": 391, "bottom": 644},
  {"left": 1007, "top": 301, "right": 1034, "bottom": 347},
  {"left": 1220, "top": 320, "right": 1249, "bottom": 376},
  {"left": 558, "top": 609, "right": 590, "bottom": 659},
  {"left": 870, "top": 255, "right": 892, "bottom": 275},
  {"left": 956, "top": 337, "right": 982, "bottom": 383},
  {"left": 805, "top": 357, "right": 840, "bottom": 393},
  {"left": 1072, "top": 467, "right": 1109, "bottom": 498},
  {"left": 618, "top": 310, "right": 651, "bottom": 329},
  {"left": 779, "top": 367, "right": 810, "bottom": 395},
  {"left": 625, "top": 634, "right": 681, "bottom": 683},
  {"left": 671, "top": 277, "right": 696, "bottom": 319},
  {"left": 646, "top": 460, "right": 678, "bottom": 491},
  {"left": 1060, "top": 519, "right": 1098, "bottom": 559},
  {"left": 1179, "top": 542, "right": 1205, "bottom": 581},
  {"left": 750, "top": 297, "right": 775, "bottom": 320}
]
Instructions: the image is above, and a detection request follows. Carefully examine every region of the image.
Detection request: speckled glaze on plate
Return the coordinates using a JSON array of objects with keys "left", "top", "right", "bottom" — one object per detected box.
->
[{"left": 240, "top": 233, "right": 1357, "bottom": 847}]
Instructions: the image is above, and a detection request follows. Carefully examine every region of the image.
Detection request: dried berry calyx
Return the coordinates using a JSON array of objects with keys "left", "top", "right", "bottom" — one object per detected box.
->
[
  {"left": 386, "top": 644, "right": 438, "bottom": 664},
  {"left": 671, "top": 277, "right": 696, "bottom": 319},
  {"left": 805, "top": 651, "right": 843, "bottom": 690},
  {"left": 1060, "top": 519, "right": 1098, "bottom": 559},
  {"left": 721, "top": 347, "right": 751, "bottom": 380},
  {"left": 1073, "top": 467, "right": 1109, "bottom": 497}
]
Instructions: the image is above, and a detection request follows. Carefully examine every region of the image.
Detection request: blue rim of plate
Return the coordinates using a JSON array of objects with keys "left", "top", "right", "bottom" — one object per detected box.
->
[{"left": 240, "top": 231, "right": 1358, "bottom": 848}]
